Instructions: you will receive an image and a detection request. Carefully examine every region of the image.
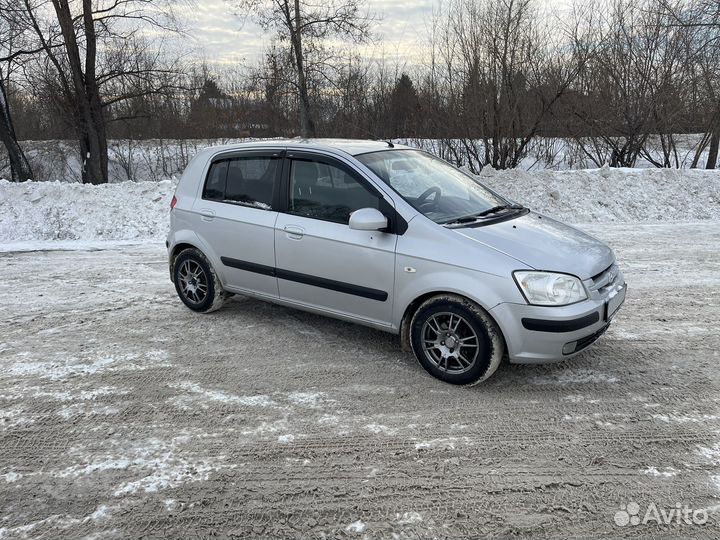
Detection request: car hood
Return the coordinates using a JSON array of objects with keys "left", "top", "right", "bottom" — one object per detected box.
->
[{"left": 453, "top": 212, "right": 615, "bottom": 279}]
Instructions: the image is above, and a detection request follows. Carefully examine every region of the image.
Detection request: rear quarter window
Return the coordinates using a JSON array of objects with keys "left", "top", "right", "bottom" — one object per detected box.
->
[{"left": 202, "top": 160, "right": 228, "bottom": 200}]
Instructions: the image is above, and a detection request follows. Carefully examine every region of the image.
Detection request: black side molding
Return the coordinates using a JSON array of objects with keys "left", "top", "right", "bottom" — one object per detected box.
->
[
  {"left": 276, "top": 269, "right": 388, "bottom": 301},
  {"left": 220, "top": 256, "right": 388, "bottom": 302},
  {"left": 522, "top": 312, "right": 600, "bottom": 333},
  {"left": 221, "top": 257, "right": 276, "bottom": 277}
]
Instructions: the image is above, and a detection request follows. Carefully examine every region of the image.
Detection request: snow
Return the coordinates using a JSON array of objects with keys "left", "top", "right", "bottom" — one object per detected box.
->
[
  {"left": 365, "top": 424, "right": 398, "bottom": 435},
  {"left": 287, "top": 392, "right": 327, "bottom": 407},
  {"left": 170, "top": 382, "right": 276, "bottom": 407},
  {"left": 1, "top": 472, "right": 21, "bottom": 483},
  {"left": 2, "top": 165, "right": 719, "bottom": 247},
  {"left": 345, "top": 520, "right": 367, "bottom": 533},
  {"left": 642, "top": 467, "right": 678, "bottom": 478},
  {"left": 478, "top": 165, "right": 720, "bottom": 223},
  {"left": 414, "top": 438, "right": 461, "bottom": 450},
  {"left": 0, "top": 179, "right": 175, "bottom": 244},
  {"left": 8, "top": 351, "right": 170, "bottom": 380},
  {"left": 55, "top": 435, "right": 230, "bottom": 497},
  {"left": 395, "top": 512, "right": 423, "bottom": 525},
  {"left": 530, "top": 369, "right": 619, "bottom": 385}
]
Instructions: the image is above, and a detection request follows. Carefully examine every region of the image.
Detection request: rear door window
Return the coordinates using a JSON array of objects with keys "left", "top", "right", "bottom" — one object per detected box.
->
[{"left": 202, "top": 155, "right": 279, "bottom": 210}]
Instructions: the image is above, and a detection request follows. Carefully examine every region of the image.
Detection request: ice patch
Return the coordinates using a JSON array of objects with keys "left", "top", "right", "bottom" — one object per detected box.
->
[
  {"left": 365, "top": 466, "right": 379, "bottom": 477},
  {"left": 345, "top": 520, "right": 366, "bottom": 533},
  {"left": 0, "top": 385, "right": 129, "bottom": 402},
  {"left": 58, "top": 403, "right": 120, "bottom": 420},
  {"left": 113, "top": 459, "right": 216, "bottom": 496},
  {"left": 561, "top": 394, "right": 600, "bottom": 403},
  {"left": 531, "top": 370, "right": 618, "bottom": 385},
  {"left": 86, "top": 505, "right": 111, "bottom": 522},
  {"left": 278, "top": 434, "right": 295, "bottom": 443},
  {"left": 56, "top": 435, "right": 230, "bottom": 496},
  {"left": 365, "top": 424, "right": 398, "bottom": 436},
  {"left": 642, "top": 466, "right": 678, "bottom": 477},
  {"left": 241, "top": 418, "right": 289, "bottom": 437},
  {"left": 415, "top": 438, "right": 460, "bottom": 450},
  {"left": 698, "top": 443, "right": 720, "bottom": 493},
  {"left": 0, "top": 406, "right": 35, "bottom": 428},
  {"left": 170, "top": 382, "right": 275, "bottom": 408},
  {"left": 287, "top": 392, "right": 327, "bottom": 407},
  {"left": 395, "top": 511, "right": 423, "bottom": 525},
  {"left": 698, "top": 444, "right": 720, "bottom": 465},
  {"left": 2, "top": 472, "right": 21, "bottom": 483},
  {"left": 712, "top": 476, "right": 720, "bottom": 491},
  {"left": 59, "top": 457, "right": 132, "bottom": 478},
  {"left": 8, "top": 350, "right": 169, "bottom": 380}
]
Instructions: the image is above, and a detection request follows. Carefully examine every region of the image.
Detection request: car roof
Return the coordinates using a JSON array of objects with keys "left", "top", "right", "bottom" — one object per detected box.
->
[{"left": 200, "top": 138, "right": 414, "bottom": 158}]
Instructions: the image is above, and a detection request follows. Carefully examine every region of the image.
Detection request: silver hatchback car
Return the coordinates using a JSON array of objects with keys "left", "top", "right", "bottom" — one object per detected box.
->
[{"left": 167, "top": 139, "right": 626, "bottom": 385}]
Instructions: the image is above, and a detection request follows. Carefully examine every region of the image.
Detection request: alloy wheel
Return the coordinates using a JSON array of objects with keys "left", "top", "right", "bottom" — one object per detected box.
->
[
  {"left": 421, "top": 312, "right": 481, "bottom": 374},
  {"left": 177, "top": 259, "right": 208, "bottom": 304}
]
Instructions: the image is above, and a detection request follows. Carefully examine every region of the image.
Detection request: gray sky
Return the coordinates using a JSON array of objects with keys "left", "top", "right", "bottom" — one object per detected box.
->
[{"left": 179, "top": 0, "right": 436, "bottom": 68}]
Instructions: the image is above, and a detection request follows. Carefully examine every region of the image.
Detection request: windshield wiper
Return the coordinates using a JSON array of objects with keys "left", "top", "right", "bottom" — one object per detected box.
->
[
  {"left": 473, "top": 204, "right": 524, "bottom": 217},
  {"left": 441, "top": 215, "right": 481, "bottom": 225},
  {"left": 442, "top": 204, "right": 524, "bottom": 226}
]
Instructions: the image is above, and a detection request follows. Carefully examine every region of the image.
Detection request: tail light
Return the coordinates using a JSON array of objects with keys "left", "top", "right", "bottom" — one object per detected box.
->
[{"left": 170, "top": 195, "right": 177, "bottom": 209}]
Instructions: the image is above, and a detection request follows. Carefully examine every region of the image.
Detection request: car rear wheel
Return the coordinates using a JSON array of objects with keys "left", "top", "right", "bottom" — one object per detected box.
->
[
  {"left": 410, "top": 294, "right": 504, "bottom": 385},
  {"left": 173, "top": 248, "right": 228, "bottom": 313}
]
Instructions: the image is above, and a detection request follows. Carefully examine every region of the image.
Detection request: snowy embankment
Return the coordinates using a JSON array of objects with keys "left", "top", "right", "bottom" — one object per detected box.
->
[
  {"left": 0, "top": 180, "right": 175, "bottom": 245},
  {"left": 0, "top": 166, "right": 718, "bottom": 247},
  {"left": 480, "top": 165, "right": 720, "bottom": 223}
]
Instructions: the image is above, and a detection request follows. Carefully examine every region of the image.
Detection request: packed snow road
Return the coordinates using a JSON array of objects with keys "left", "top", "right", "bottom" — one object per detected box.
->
[{"left": 1, "top": 221, "right": 719, "bottom": 538}]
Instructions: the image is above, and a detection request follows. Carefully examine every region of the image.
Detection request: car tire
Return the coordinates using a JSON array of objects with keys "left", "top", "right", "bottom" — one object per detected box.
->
[
  {"left": 173, "top": 248, "right": 228, "bottom": 313},
  {"left": 410, "top": 294, "right": 504, "bottom": 385}
]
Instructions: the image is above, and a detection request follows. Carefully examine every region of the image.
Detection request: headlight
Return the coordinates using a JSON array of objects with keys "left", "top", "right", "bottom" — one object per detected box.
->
[{"left": 513, "top": 271, "right": 587, "bottom": 306}]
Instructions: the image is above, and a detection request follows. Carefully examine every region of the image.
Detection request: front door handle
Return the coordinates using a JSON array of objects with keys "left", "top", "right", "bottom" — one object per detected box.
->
[
  {"left": 284, "top": 225, "right": 304, "bottom": 240},
  {"left": 200, "top": 209, "right": 216, "bottom": 222}
]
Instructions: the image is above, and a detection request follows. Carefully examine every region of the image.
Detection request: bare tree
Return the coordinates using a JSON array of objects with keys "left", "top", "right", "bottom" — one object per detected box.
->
[
  {"left": 669, "top": 0, "right": 720, "bottom": 168},
  {"left": 229, "top": 0, "right": 374, "bottom": 137},
  {"left": 2, "top": 0, "right": 185, "bottom": 183},
  {"left": 0, "top": 7, "right": 38, "bottom": 181},
  {"left": 421, "top": 0, "right": 591, "bottom": 171},
  {"left": 0, "top": 70, "right": 33, "bottom": 181}
]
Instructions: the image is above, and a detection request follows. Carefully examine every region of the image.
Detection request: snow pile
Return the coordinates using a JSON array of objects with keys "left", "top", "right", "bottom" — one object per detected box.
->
[
  {"left": 479, "top": 165, "right": 720, "bottom": 223},
  {"left": 0, "top": 179, "right": 175, "bottom": 243},
  {"left": 1, "top": 166, "right": 719, "bottom": 246}
]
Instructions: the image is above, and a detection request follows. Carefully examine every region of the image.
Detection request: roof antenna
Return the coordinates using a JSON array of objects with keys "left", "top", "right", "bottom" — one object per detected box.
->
[{"left": 352, "top": 125, "right": 395, "bottom": 148}]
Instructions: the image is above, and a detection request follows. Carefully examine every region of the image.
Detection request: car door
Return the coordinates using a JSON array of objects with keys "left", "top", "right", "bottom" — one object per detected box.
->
[
  {"left": 192, "top": 149, "right": 282, "bottom": 298},
  {"left": 274, "top": 152, "right": 398, "bottom": 326}
]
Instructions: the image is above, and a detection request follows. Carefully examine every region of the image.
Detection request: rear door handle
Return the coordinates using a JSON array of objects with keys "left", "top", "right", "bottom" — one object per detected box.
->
[
  {"left": 200, "top": 209, "right": 216, "bottom": 222},
  {"left": 284, "top": 225, "right": 304, "bottom": 240}
]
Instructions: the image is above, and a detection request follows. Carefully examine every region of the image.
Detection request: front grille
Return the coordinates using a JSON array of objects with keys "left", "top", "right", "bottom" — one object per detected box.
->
[{"left": 589, "top": 263, "right": 619, "bottom": 293}]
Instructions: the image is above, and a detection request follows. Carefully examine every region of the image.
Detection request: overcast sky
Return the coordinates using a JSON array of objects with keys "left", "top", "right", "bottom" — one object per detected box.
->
[{"left": 178, "top": 0, "right": 437, "bottom": 69}]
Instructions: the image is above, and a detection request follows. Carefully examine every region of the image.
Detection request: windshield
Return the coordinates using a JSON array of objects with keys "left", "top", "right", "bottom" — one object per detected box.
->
[{"left": 356, "top": 149, "right": 513, "bottom": 224}]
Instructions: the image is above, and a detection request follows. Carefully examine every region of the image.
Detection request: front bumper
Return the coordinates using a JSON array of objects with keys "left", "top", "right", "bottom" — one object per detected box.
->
[{"left": 490, "top": 280, "right": 626, "bottom": 364}]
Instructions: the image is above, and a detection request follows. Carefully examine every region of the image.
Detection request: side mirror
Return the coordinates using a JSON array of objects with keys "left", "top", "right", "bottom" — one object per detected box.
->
[{"left": 349, "top": 207, "right": 388, "bottom": 231}]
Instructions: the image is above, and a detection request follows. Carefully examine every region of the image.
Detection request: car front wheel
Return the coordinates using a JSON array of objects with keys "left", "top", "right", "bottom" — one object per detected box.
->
[{"left": 410, "top": 294, "right": 504, "bottom": 385}]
